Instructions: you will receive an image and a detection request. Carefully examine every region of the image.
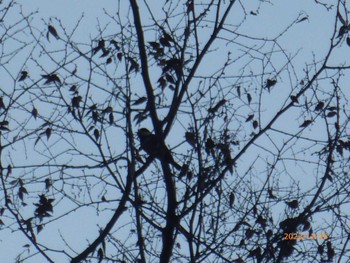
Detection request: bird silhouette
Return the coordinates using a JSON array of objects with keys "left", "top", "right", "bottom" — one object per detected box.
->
[{"left": 137, "top": 128, "right": 181, "bottom": 170}]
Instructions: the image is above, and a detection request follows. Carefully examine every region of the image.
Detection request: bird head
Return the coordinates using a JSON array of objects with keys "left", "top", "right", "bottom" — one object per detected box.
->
[{"left": 138, "top": 128, "right": 152, "bottom": 138}]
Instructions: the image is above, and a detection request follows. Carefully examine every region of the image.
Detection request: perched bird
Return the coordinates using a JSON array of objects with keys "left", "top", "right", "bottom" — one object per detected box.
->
[{"left": 137, "top": 128, "right": 181, "bottom": 169}]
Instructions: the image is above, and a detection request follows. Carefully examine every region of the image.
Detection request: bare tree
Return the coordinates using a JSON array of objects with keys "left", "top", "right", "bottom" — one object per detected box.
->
[{"left": 1, "top": 0, "right": 350, "bottom": 262}]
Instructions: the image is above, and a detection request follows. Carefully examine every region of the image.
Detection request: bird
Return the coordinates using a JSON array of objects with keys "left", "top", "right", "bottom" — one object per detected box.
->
[{"left": 137, "top": 128, "right": 181, "bottom": 170}]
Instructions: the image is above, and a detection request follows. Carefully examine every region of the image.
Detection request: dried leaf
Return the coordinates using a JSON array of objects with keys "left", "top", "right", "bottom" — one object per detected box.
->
[
  {"left": 94, "top": 129, "right": 99, "bottom": 141},
  {"left": 245, "top": 114, "right": 254, "bottom": 122},
  {"left": 48, "top": 25, "right": 59, "bottom": 40},
  {"left": 314, "top": 101, "right": 324, "bottom": 111},
  {"left": 229, "top": 192, "right": 235, "bottom": 208},
  {"left": 299, "top": 119, "right": 312, "bottom": 128},
  {"left": 45, "top": 128, "right": 52, "bottom": 140},
  {"left": 0, "top": 97, "right": 5, "bottom": 109},
  {"left": 32, "top": 107, "right": 38, "bottom": 119},
  {"left": 297, "top": 16, "right": 308, "bottom": 23},
  {"left": 209, "top": 99, "right": 226, "bottom": 114},
  {"left": 109, "top": 113, "right": 114, "bottom": 124},
  {"left": 133, "top": 97, "right": 147, "bottom": 105},
  {"left": 117, "top": 52, "right": 123, "bottom": 61},
  {"left": 326, "top": 111, "right": 337, "bottom": 118},
  {"left": 37, "top": 224, "right": 43, "bottom": 234},
  {"left": 338, "top": 11, "right": 346, "bottom": 25},
  {"left": 18, "top": 71, "right": 28, "bottom": 81},
  {"left": 247, "top": 93, "right": 252, "bottom": 104}
]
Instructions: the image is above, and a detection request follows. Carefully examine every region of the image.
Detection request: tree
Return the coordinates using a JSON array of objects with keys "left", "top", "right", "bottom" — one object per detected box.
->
[{"left": 1, "top": 0, "right": 350, "bottom": 262}]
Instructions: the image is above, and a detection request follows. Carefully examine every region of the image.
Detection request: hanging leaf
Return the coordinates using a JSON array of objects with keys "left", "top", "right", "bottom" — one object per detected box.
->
[
  {"left": 347, "top": 37, "right": 350, "bottom": 47},
  {"left": 18, "top": 186, "right": 28, "bottom": 201},
  {"left": 229, "top": 192, "right": 235, "bottom": 208},
  {"left": 128, "top": 57, "right": 139, "bottom": 72},
  {"left": 45, "top": 128, "right": 52, "bottom": 140},
  {"left": 34, "top": 194, "right": 54, "bottom": 221},
  {"left": 133, "top": 97, "right": 147, "bottom": 105},
  {"left": 205, "top": 138, "right": 215, "bottom": 154},
  {"left": 6, "top": 164, "right": 12, "bottom": 179},
  {"left": 302, "top": 220, "right": 311, "bottom": 231},
  {"left": 209, "top": 99, "right": 226, "bottom": 114},
  {"left": 94, "top": 129, "right": 99, "bottom": 141},
  {"left": 245, "top": 114, "right": 254, "bottom": 122},
  {"left": 92, "top": 39, "right": 105, "bottom": 55},
  {"left": 247, "top": 93, "right": 252, "bottom": 104},
  {"left": 110, "top": 40, "right": 119, "bottom": 50},
  {"left": 337, "top": 25, "right": 348, "bottom": 38},
  {"left": 133, "top": 112, "right": 148, "bottom": 125},
  {"left": 253, "top": 120, "right": 258, "bottom": 129},
  {"left": 100, "top": 48, "right": 110, "bottom": 58},
  {"left": 45, "top": 178, "right": 52, "bottom": 190},
  {"left": 297, "top": 16, "right": 308, "bottom": 23},
  {"left": 165, "top": 73, "right": 175, "bottom": 84},
  {"left": 158, "top": 76, "right": 167, "bottom": 90},
  {"left": 34, "top": 135, "right": 41, "bottom": 146},
  {"left": 69, "top": 85, "right": 77, "bottom": 93},
  {"left": 117, "top": 52, "right": 123, "bottom": 61},
  {"left": 236, "top": 85, "right": 241, "bottom": 98},
  {"left": 72, "top": 96, "right": 82, "bottom": 108},
  {"left": 265, "top": 79, "right": 277, "bottom": 91},
  {"left": 0, "top": 97, "right": 6, "bottom": 109},
  {"left": 32, "top": 107, "right": 38, "bottom": 119},
  {"left": 327, "top": 241, "right": 335, "bottom": 261},
  {"left": 326, "top": 111, "right": 337, "bottom": 118},
  {"left": 305, "top": 98, "right": 309, "bottom": 111},
  {"left": 47, "top": 25, "right": 59, "bottom": 40},
  {"left": 338, "top": 11, "right": 346, "bottom": 26},
  {"left": 318, "top": 245, "right": 324, "bottom": 255},
  {"left": 109, "top": 113, "right": 114, "bottom": 124},
  {"left": 299, "top": 119, "right": 312, "bottom": 128},
  {"left": 268, "top": 189, "right": 277, "bottom": 199},
  {"left": 18, "top": 71, "right": 28, "bottom": 81},
  {"left": 98, "top": 247, "right": 103, "bottom": 262},
  {"left": 0, "top": 120, "right": 9, "bottom": 131},
  {"left": 37, "top": 224, "right": 44, "bottom": 234},
  {"left": 42, "top": 74, "right": 61, "bottom": 85},
  {"left": 106, "top": 57, "right": 112, "bottom": 64},
  {"left": 92, "top": 111, "right": 99, "bottom": 123},
  {"left": 314, "top": 101, "right": 324, "bottom": 111},
  {"left": 327, "top": 106, "right": 337, "bottom": 111}
]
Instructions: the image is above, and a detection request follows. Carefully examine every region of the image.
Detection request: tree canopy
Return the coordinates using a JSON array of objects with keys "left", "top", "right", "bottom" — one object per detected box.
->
[{"left": 0, "top": 0, "right": 350, "bottom": 262}]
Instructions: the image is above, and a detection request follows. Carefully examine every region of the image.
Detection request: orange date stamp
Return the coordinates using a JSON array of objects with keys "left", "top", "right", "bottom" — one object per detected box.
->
[{"left": 283, "top": 233, "right": 329, "bottom": 241}]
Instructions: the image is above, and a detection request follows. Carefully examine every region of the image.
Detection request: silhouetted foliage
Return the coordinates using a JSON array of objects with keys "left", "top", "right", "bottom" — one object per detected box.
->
[{"left": 1, "top": 0, "right": 350, "bottom": 262}]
